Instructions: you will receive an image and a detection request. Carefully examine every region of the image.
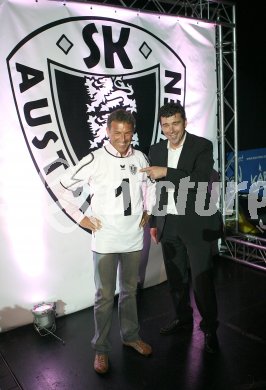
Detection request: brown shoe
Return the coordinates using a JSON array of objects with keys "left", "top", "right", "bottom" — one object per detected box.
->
[
  {"left": 94, "top": 353, "right": 109, "bottom": 374},
  {"left": 123, "top": 339, "right": 152, "bottom": 356}
]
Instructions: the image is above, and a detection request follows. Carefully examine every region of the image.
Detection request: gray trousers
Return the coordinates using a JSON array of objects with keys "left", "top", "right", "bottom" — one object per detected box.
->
[{"left": 91, "top": 251, "right": 141, "bottom": 353}]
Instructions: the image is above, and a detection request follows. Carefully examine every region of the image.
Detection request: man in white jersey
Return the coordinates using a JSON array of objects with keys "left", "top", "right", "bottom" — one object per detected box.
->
[{"left": 59, "top": 109, "right": 156, "bottom": 374}]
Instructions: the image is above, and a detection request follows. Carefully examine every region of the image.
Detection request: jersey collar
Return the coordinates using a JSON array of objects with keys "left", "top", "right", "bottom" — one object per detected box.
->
[{"left": 105, "top": 142, "right": 133, "bottom": 157}]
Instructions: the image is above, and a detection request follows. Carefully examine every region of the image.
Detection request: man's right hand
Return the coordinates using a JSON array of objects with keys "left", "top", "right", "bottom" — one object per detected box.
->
[
  {"left": 150, "top": 227, "right": 158, "bottom": 244},
  {"left": 80, "top": 216, "right": 102, "bottom": 232},
  {"left": 140, "top": 166, "right": 167, "bottom": 180}
]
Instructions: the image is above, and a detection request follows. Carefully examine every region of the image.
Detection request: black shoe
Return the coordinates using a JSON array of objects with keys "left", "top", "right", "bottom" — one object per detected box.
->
[
  {"left": 204, "top": 332, "right": 219, "bottom": 354},
  {"left": 160, "top": 319, "right": 193, "bottom": 335}
]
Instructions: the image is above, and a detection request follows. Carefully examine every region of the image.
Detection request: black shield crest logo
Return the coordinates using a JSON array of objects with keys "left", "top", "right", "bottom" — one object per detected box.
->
[{"left": 49, "top": 60, "right": 159, "bottom": 162}]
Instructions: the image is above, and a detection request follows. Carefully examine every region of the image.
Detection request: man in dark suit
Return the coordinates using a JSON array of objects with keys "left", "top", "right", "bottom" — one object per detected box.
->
[{"left": 140, "top": 102, "right": 221, "bottom": 353}]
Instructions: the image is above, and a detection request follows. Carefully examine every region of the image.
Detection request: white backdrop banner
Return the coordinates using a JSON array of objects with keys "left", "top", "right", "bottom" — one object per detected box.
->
[{"left": 0, "top": 0, "right": 217, "bottom": 331}]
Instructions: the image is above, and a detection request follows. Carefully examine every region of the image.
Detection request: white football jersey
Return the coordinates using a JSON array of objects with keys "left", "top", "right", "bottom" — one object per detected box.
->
[{"left": 59, "top": 144, "right": 156, "bottom": 253}]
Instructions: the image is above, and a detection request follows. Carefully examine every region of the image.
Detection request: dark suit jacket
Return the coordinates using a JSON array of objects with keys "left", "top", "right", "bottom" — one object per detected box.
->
[{"left": 149, "top": 131, "right": 223, "bottom": 241}]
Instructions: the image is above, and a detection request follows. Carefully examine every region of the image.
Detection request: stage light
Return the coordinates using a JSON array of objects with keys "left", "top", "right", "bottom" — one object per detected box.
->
[
  {"left": 32, "top": 302, "right": 56, "bottom": 334},
  {"left": 32, "top": 302, "right": 65, "bottom": 344}
]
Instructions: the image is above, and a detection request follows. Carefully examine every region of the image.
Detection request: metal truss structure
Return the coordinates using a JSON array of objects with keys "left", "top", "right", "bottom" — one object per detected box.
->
[
  {"left": 222, "top": 234, "right": 266, "bottom": 271},
  {"left": 66, "top": 0, "right": 266, "bottom": 271}
]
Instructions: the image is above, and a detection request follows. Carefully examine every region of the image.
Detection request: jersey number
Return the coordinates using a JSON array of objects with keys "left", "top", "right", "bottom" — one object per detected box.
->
[{"left": 115, "top": 178, "right": 132, "bottom": 216}]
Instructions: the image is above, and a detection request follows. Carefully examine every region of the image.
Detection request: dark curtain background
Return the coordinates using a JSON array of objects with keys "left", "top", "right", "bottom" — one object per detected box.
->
[{"left": 236, "top": 1, "right": 265, "bottom": 150}]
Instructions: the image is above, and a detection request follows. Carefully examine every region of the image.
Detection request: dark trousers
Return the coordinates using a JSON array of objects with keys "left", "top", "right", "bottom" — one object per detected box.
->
[{"left": 161, "top": 214, "right": 218, "bottom": 333}]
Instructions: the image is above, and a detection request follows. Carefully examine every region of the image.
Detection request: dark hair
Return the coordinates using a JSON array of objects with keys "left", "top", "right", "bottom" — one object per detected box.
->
[
  {"left": 158, "top": 102, "right": 186, "bottom": 121},
  {"left": 107, "top": 109, "right": 136, "bottom": 129}
]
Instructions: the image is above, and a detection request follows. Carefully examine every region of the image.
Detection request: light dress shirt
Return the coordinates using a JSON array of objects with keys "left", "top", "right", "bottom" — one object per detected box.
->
[{"left": 166, "top": 133, "right": 186, "bottom": 215}]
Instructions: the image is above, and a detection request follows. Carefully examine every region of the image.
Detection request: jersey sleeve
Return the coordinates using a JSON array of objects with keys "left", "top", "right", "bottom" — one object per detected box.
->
[
  {"left": 57, "top": 153, "right": 94, "bottom": 223},
  {"left": 139, "top": 152, "right": 156, "bottom": 215}
]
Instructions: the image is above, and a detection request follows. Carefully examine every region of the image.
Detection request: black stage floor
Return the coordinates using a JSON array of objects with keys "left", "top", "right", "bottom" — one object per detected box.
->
[{"left": 1, "top": 256, "right": 266, "bottom": 390}]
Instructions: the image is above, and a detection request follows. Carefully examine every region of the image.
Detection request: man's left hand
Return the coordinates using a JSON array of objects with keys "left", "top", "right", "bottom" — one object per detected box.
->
[{"left": 140, "top": 211, "right": 150, "bottom": 227}]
